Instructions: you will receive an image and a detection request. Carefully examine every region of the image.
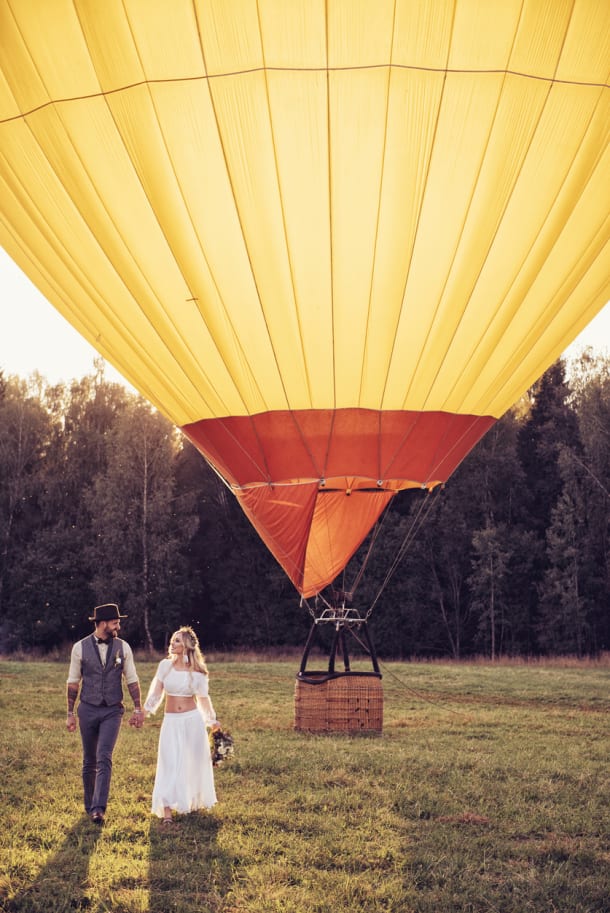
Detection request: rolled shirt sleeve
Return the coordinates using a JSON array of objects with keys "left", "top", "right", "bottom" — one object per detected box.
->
[
  {"left": 67, "top": 641, "right": 83, "bottom": 684},
  {"left": 121, "top": 642, "right": 139, "bottom": 685}
]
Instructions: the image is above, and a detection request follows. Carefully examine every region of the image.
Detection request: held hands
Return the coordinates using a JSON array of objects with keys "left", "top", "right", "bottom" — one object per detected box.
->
[
  {"left": 66, "top": 710, "right": 144, "bottom": 729},
  {"left": 129, "top": 709, "right": 145, "bottom": 729}
]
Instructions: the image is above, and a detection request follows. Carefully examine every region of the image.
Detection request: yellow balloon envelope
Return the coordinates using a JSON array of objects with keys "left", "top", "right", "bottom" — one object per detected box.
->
[{"left": 1, "top": 0, "right": 609, "bottom": 595}]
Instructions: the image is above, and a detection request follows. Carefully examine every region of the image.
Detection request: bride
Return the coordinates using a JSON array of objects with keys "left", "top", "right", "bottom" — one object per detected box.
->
[{"left": 144, "top": 626, "right": 218, "bottom": 824}]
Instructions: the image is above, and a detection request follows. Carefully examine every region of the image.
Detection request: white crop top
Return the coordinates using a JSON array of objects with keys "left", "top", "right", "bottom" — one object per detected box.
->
[{"left": 143, "top": 658, "right": 214, "bottom": 719}]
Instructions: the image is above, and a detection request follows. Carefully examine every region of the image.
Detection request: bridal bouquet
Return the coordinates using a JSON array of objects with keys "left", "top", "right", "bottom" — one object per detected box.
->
[{"left": 209, "top": 726, "right": 235, "bottom": 766}]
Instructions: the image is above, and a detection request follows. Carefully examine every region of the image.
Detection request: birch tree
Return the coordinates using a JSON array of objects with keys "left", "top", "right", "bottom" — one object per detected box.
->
[{"left": 86, "top": 400, "right": 198, "bottom": 650}]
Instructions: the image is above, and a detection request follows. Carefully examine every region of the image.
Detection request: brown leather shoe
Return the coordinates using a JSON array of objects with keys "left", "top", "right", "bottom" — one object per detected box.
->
[{"left": 91, "top": 811, "right": 105, "bottom": 825}]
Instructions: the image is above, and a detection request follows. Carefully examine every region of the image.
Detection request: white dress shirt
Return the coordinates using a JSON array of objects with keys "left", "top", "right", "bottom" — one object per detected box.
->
[{"left": 67, "top": 637, "right": 139, "bottom": 685}]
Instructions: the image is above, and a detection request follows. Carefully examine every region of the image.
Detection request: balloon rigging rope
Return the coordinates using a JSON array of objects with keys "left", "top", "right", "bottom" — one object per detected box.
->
[
  {"left": 362, "top": 486, "right": 443, "bottom": 618},
  {"left": 345, "top": 506, "right": 391, "bottom": 596},
  {"left": 301, "top": 486, "right": 441, "bottom": 618}
]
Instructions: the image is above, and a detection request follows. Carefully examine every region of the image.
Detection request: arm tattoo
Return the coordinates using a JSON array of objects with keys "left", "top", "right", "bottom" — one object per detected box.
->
[
  {"left": 127, "top": 680, "right": 142, "bottom": 709},
  {"left": 67, "top": 683, "right": 79, "bottom": 713}
]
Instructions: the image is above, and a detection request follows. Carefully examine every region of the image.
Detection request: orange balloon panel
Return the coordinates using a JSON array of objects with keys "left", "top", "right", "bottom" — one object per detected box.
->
[
  {"left": 183, "top": 408, "right": 494, "bottom": 594},
  {"left": 1, "top": 1, "right": 609, "bottom": 596},
  {"left": 239, "top": 478, "right": 394, "bottom": 599}
]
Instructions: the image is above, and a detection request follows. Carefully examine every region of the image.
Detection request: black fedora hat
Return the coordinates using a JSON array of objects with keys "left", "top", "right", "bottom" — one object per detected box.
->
[{"left": 88, "top": 603, "right": 127, "bottom": 622}]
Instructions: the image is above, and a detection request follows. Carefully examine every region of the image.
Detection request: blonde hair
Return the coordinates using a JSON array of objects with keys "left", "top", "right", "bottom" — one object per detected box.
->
[{"left": 169, "top": 625, "right": 208, "bottom": 675}]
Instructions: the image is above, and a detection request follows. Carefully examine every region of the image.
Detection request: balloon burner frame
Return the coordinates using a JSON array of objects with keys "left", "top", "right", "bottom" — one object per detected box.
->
[{"left": 294, "top": 609, "right": 383, "bottom": 734}]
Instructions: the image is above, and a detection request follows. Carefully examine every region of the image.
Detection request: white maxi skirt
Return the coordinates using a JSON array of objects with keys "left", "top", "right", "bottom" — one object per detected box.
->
[{"left": 151, "top": 708, "right": 217, "bottom": 817}]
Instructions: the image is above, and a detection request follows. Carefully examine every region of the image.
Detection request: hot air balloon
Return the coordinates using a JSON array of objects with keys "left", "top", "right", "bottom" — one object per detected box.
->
[{"left": 1, "top": 1, "right": 609, "bottom": 729}]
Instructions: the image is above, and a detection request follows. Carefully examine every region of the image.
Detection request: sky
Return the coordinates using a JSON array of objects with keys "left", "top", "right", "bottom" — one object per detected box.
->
[{"left": 1, "top": 245, "right": 609, "bottom": 390}]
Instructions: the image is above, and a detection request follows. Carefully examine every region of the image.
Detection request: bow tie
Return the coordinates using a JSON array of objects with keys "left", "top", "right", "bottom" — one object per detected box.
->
[{"left": 96, "top": 637, "right": 112, "bottom": 645}]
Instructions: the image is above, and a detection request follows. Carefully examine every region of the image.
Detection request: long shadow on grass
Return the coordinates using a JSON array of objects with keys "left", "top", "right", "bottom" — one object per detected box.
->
[
  {"left": 148, "top": 811, "right": 234, "bottom": 912},
  {"left": 5, "top": 815, "right": 102, "bottom": 912}
]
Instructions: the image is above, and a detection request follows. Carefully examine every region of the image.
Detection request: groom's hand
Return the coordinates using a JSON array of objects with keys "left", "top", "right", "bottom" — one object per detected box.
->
[{"left": 129, "top": 709, "right": 145, "bottom": 728}]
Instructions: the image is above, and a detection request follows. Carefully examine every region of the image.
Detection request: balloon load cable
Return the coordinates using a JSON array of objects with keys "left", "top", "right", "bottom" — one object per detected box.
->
[
  {"left": 299, "top": 485, "right": 443, "bottom": 620},
  {"left": 363, "top": 486, "right": 444, "bottom": 620}
]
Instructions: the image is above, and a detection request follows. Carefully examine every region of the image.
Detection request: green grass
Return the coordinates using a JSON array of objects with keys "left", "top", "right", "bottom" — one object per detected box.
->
[{"left": 0, "top": 656, "right": 608, "bottom": 912}]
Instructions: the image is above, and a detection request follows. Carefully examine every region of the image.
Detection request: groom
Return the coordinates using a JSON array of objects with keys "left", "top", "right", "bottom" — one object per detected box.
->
[{"left": 66, "top": 603, "right": 144, "bottom": 824}]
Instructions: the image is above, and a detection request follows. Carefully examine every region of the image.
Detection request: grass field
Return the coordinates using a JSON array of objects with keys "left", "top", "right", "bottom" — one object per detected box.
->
[{"left": 0, "top": 655, "right": 608, "bottom": 913}]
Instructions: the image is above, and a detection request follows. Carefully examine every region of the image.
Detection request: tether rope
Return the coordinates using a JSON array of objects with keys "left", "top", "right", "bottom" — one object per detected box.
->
[
  {"left": 347, "top": 626, "right": 468, "bottom": 719},
  {"left": 377, "top": 658, "right": 469, "bottom": 719}
]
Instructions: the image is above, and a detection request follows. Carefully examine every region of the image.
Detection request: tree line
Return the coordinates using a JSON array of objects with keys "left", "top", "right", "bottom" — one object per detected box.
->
[{"left": 0, "top": 352, "right": 608, "bottom": 659}]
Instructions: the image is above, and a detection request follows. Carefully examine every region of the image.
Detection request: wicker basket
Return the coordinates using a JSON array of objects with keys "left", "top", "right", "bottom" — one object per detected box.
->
[{"left": 294, "top": 671, "right": 383, "bottom": 733}]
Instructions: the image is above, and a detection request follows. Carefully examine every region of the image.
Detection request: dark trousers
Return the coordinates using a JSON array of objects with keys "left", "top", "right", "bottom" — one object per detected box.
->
[{"left": 77, "top": 702, "right": 124, "bottom": 814}]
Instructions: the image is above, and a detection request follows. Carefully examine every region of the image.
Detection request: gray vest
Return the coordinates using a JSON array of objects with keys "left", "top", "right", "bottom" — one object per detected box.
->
[{"left": 79, "top": 634, "right": 126, "bottom": 706}]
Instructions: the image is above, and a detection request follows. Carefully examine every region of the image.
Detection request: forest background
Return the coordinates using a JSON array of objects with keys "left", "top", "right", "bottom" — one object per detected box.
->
[{"left": 0, "top": 350, "right": 608, "bottom": 660}]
